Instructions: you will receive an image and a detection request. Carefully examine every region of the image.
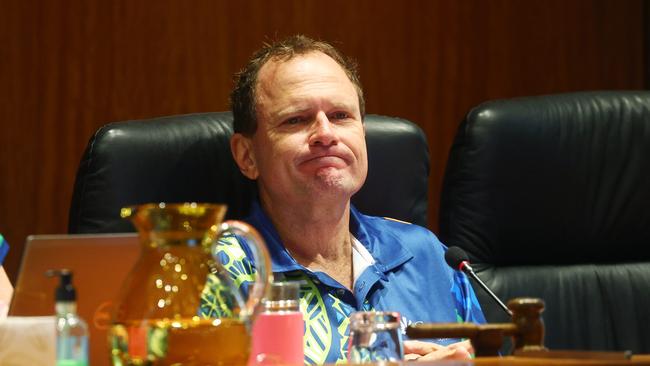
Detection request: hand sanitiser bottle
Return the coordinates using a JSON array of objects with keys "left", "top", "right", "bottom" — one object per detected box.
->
[{"left": 46, "top": 269, "right": 89, "bottom": 366}]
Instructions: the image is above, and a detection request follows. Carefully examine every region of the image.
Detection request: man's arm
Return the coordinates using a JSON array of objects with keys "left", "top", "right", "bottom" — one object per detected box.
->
[
  {"left": 453, "top": 269, "right": 487, "bottom": 324},
  {"left": 0, "top": 265, "right": 12, "bottom": 318},
  {"left": 0, "top": 234, "right": 12, "bottom": 318}
]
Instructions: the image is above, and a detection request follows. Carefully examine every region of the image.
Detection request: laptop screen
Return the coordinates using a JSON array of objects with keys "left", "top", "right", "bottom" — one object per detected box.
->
[{"left": 10, "top": 233, "right": 140, "bottom": 366}]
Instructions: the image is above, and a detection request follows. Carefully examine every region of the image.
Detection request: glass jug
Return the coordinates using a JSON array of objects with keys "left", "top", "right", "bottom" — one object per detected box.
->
[{"left": 108, "top": 203, "right": 272, "bottom": 366}]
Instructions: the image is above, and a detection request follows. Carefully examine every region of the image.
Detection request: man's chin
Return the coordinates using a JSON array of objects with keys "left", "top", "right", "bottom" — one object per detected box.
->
[
  {"left": 311, "top": 176, "right": 362, "bottom": 198},
  {"left": 314, "top": 169, "right": 348, "bottom": 189}
]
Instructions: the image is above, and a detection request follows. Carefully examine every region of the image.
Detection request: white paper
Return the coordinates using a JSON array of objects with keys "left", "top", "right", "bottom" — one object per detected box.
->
[{"left": 0, "top": 316, "right": 56, "bottom": 365}]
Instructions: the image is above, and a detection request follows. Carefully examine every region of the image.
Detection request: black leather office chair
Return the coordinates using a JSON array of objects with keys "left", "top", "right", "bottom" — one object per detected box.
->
[
  {"left": 69, "top": 112, "right": 430, "bottom": 233},
  {"left": 439, "top": 91, "right": 650, "bottom": 353}
]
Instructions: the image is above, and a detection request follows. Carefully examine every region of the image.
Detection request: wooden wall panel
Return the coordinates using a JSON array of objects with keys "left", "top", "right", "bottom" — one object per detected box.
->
[{"left": 0, "top": 0, "right": 646, "bottom": 282}]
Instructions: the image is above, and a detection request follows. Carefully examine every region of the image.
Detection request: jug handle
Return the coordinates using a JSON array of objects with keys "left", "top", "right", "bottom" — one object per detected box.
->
[{"left": 216, "top": 220, "right": 273, "bottom": 320}]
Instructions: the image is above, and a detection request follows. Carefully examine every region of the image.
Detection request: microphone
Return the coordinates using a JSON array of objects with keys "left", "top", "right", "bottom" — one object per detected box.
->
[{"left": 445, "top": 246, "right": 512, "bottom": 317}]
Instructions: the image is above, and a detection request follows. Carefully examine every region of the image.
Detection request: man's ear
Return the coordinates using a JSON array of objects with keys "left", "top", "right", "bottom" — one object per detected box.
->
[{"left": 230, "top": 133, "right": 259, "bottom": 180}]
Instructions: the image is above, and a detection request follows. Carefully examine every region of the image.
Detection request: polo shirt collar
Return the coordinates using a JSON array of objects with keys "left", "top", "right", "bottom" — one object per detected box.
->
[
  {"left": 245, "top": 200, "right": 413, "bottom": 274},
  {"left": 349, "top": 205, "right": 414, "bottom": 272},
  {"left": 245, "top": 200, "right": 302, "bottom": 273}
]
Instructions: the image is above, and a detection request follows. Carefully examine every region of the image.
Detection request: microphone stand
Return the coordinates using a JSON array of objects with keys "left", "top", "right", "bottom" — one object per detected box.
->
[{"left": 460, "top": 261, "right": 513, "bottom": 317}]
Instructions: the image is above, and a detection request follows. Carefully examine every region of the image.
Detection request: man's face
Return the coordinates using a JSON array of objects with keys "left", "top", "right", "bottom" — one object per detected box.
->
[{"left": 234, "top": 51, "right": 368, "bottom": 206}]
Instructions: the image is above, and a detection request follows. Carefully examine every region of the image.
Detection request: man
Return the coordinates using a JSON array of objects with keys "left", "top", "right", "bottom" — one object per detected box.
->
[{"left": 202, "top": 35, "right": 485, "bottom": 363}]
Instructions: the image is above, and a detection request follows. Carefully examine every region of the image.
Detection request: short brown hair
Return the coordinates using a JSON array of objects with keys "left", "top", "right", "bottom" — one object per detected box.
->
[{"left": 230, "top": 35, "right": 365, "bottom": 135}]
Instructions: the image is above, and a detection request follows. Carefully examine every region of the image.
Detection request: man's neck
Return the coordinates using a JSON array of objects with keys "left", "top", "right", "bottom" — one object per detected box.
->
[{"left": 260, "top": 194, "right": 354, "bottom": 289}]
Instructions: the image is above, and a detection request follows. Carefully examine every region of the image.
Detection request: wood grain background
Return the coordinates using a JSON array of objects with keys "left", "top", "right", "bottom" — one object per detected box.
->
[{"left": 1, "top": 0, "right": 647, "bottom": 282}]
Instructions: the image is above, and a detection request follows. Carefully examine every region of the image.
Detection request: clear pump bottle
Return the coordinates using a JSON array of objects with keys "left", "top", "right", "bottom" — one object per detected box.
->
[{"left": 47, "top": 269, "right": 89, "bottom": 366}]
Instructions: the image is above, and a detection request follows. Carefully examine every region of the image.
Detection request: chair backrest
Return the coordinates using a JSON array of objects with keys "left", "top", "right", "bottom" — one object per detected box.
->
[
  {"left": 69, "top": 112, "right": 430, "bottom": 233},
  {"left": 439, "top": 91, "right": 650, "bottom": 353}
]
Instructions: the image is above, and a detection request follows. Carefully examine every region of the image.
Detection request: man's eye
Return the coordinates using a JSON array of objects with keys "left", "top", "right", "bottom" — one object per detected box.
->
[
  {"left": 285, "top": 117, "right": 303, "bottom": 125},
  {"left": 332, "top": 112, "right": 349, "bottom": 120}
]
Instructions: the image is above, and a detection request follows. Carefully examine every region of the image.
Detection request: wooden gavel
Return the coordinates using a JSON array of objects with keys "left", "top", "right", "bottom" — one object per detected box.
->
[{"left": 406, "top": 298, "right": 547, "bottom": 357}]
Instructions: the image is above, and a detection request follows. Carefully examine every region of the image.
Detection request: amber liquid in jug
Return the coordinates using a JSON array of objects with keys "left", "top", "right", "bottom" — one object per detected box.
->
[
  {"left": 109, "top": 203, "right": 271, "bottom": 366},
  {"left": 110, "top": 319, "right": 249, "bottom": 365}
]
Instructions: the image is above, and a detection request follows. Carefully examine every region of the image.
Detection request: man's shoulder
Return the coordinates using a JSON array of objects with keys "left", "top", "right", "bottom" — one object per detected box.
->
[
  {"left": 355, "top": 211, "right": 447, "bottom": 259},
  {"left": 215, "top": 234, "right": 255, "bottom": 266},
  {"left": 357, "top": 211, "right": 439, "bottom": 240}
]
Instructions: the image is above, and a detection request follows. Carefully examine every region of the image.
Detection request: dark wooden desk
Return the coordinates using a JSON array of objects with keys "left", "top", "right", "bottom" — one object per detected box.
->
[
  {"left": 472, "top": 356, "right": 650, "bottom": 366},
  {"left": 340, "top": 355, "right": 650, "bottom": 366}
]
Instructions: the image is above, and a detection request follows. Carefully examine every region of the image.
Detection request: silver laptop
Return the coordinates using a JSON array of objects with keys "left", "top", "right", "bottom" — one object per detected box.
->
[{"left": 10, "top": 233, "right": 140, "bottom": 366}]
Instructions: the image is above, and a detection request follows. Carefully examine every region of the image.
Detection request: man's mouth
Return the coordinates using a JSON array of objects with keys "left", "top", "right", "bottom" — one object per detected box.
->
[{"left": 299, "top": 152, "right": 349, "bottom": 169}]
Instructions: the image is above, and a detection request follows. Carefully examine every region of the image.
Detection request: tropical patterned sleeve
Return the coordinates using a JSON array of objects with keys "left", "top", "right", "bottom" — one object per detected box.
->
[
  {"left": 200, "top": 234, "right": 257, "bottom": 318},
  {"left": 451, "top": 270, "right": 486, "bottom": 324},
  {"left": 0, "top": 234, "right": 9, "bottom": 265}
]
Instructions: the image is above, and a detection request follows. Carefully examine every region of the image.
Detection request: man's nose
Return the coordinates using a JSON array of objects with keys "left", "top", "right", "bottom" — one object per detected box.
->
[{"left": 309, "top": 113, "right": 338, "bottom": 146}]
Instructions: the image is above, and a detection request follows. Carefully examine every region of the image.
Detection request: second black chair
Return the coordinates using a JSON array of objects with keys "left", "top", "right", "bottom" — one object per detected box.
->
[{"left": 440, "top": 91, "right": 650, "bottom": 353}]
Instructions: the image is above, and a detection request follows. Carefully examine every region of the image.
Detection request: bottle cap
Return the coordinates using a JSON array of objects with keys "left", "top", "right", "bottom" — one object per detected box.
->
[
  {"left": 263, "top": 281, "right": 300, "bottom": 312},
  {"left": 45, "top": 269, "right": 76, "bottom": 302}
]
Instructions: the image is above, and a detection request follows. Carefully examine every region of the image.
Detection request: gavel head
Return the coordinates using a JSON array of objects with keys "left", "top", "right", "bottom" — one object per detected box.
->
[{"left": 508, "top": 297, "right": 547, "bottom": 352}]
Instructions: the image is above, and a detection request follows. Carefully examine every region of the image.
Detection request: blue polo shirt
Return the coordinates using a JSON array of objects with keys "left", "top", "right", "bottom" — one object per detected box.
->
[{"left": 201, "top": 202, "right": 485, "bottom": 364}]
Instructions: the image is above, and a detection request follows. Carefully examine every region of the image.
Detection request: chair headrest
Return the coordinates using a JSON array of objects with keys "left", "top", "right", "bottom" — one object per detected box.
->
[
  {"left": 440, "top": 91, "right": 650, "bottom": 265},
  {"left": 69, "top": 112, "right": 430, "bottom": 233}
]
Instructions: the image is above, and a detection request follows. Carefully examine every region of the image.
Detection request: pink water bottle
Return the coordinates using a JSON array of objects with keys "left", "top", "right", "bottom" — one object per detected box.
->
[{"left": 249, "top": 282, "right": 304, "bottom": 366}]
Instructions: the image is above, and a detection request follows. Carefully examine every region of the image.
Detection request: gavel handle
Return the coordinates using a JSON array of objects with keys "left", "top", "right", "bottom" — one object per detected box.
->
[
  {"left": 407, "top": 323, "right": 518, "bottom": 357},
  {"left": 407, "top": 322, "right": 517, "bottom": 339},
  {"left": 407, "top": 322, "right": 479, "bottom": 339}
]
